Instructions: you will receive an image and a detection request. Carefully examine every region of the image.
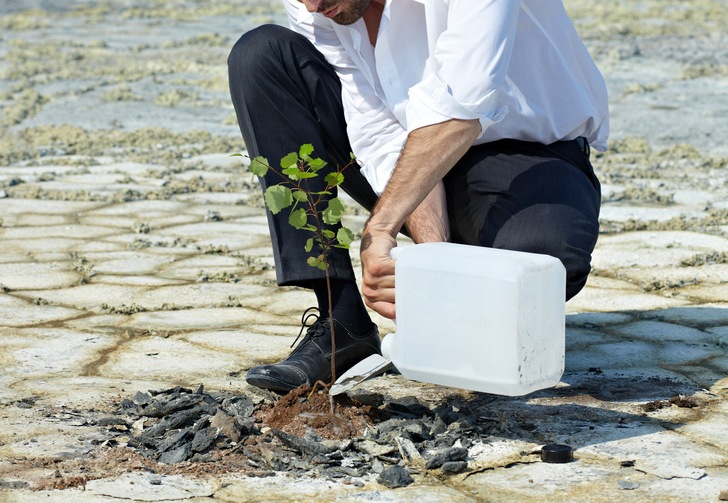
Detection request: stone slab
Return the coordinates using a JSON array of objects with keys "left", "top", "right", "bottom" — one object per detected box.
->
[{"left": 85, "top": 473, "right": 216, "bottom": 501}]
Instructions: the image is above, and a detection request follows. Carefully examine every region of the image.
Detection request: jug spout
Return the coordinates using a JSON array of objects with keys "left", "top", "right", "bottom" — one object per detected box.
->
[{"left": 380, "top": 333, "right": 395, "bottom": 362}]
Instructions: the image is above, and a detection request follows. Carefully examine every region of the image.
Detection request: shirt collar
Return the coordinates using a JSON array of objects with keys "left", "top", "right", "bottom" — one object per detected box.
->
[{"left": 296, "top": 3, "right": 314, "bottom": 23}]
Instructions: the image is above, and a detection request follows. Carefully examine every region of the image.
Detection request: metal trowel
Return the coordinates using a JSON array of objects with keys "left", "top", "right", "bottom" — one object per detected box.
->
[{"left": 329, "top": 354, "right": 394, "bottom": 396}]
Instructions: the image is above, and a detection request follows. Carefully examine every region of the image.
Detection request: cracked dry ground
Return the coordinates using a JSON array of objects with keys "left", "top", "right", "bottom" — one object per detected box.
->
[{"left": 2, "top": 0, "right": 728, "bottom": 501}]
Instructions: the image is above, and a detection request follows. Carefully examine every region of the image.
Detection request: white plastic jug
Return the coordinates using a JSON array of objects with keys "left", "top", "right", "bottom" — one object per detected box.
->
[{"left": 381, "top": 242, "right": 566, "bottom": 396}]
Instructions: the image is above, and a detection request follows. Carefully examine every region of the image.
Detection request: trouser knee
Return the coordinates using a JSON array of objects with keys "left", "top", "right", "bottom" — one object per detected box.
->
[
  {"left": 228, "top": 24, "right": 296, "bottom": 82},
  {"left": 563, "top": 248, "right": 593, "bottom": 301},
  {"left": 487, "top": 208, "right": 598, "bottom": 301}
]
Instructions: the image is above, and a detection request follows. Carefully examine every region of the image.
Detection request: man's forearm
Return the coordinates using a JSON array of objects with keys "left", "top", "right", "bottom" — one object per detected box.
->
[
  {"left": 404, "top": 181, "right": 450, "bottom": 243},
  {"left": 364, "top": 118, "right": 481, "bottom": 238}
]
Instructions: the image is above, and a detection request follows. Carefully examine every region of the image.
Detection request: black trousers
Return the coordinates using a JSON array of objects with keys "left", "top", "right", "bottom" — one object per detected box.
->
[{"left": 228, "top": 25, "right": 601, "bottom": 300}]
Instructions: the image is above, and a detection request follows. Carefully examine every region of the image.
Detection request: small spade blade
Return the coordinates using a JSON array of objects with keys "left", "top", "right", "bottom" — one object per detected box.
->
[{"left": 330, "top": 354, "right": 393, "bottom": 396}]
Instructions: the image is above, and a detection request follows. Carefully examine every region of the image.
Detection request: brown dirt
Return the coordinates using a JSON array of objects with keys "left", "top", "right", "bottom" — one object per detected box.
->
[
  {"left": 642, "top": 395, "right": 700, "bottom": 412},
  {"left": 3, "top": 445, "right": 265, "bottom": 491},
  {"left": 258, "top": 385, "right": 386, "bottom": 440}
]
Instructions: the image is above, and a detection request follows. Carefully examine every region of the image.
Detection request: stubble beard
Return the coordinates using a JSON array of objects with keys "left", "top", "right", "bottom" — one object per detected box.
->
[{"left": 327, "top": 0, "right": 370, "bottom": 25}]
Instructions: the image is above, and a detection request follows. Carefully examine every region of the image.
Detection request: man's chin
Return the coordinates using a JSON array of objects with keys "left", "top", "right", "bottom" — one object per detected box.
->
[{"left": 331, "top": 14, "right": 360, "bottom": 25}]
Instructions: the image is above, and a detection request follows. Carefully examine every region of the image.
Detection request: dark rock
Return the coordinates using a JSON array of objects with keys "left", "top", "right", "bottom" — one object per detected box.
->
[
  {"left": 377, "top": 465, "right": 414, "bottom": 488},
  {"left": 222, "top": 396, "right": 255, "bottom": 419},
  {"left": 143, "top": 405, "right": 208, "bottom": 438},
  {"left": 247, "top": 470, "right": 276, "bottom": 478},
  {"left": 326, "top": 466, "right": 366, "bottom": 478},
  {"left": 157, "top": 444, "right": 191, "bottom": 464},
  {"left": 431, "top": 432, "right": 459, "bottom": 449},
  {"left": 441, "top": 461, "right": 468, "bottom": 474},
  {"left": 235, "top": 416, "right": 256, "bottom": 434},
  {"left": 191, "top": 416, "right": 210, "bottom": 433},
  {"left": 96, "top": 417, "right": 129, "bottom": 427},
  {"left": 429, "top": 415, "right": 448, "bottom": 436},
  {"left": 140, "top": 395, "right": 202, "bottom": 418},
  {"left": 272, "top": 429, "right": 336, "bottom": 456},
  {"left": 150, "top": 386, "right": 192, "bottom": 396},
  {"left": 401, "top": 403, "right": 434, "bottom": 419},
  {"left": 433, "top": 400, "right": 473, "bottom": 425},
  {"left": 132, "top": 391, "right": 152, "bottom": 406},
  {"left": 386, "top": 401, "right": 432, "bottom": 419},
  {"left": 425, "top": 446, "right": 469, "bottom": 470},
  {"left": 209, "top": 410, "right": 242, "bottom": 443},
  {"left": 156, "top": 428, "right": 192, "bottom": 453},
  {"left": 374, "top": 418, "right": 407, "bottom": 436},
  {"left": 258, "top": 444, "right": 293, "bottom": 471},
  {"left": 119, "top": 399, "right": 136, "bottom": 409},
  {"left": 311, "top": 454, "right": 337, "bottom": 465},
  {"left": 191, "top": 427, "right": 217, "bottom": 453},
  {"left": 402, "top": 421, "right": 432, "bottom": 442}
]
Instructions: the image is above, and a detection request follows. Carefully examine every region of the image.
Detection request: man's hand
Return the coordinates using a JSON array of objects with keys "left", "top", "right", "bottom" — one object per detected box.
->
[{"left": 360, "top": 226, "right": 398, "bottom": 319}]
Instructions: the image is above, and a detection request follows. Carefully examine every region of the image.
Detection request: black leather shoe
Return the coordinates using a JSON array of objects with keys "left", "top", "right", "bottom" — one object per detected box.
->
[{"left": 246, "top": 308, "right": 381, "bottom": 393}]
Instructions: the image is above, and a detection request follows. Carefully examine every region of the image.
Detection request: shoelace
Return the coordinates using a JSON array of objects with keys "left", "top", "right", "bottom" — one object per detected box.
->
[{"left": 289, "top": 307, "right": 325, "bottom": 349}]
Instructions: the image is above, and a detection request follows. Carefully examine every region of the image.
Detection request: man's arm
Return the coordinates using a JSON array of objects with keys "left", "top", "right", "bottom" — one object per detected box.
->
[
  {"left": 361, "top": 118, "right": 481, "bottom": 319},
  {"left": 404, "top": 181, "right": 449, "bottom": 244}
]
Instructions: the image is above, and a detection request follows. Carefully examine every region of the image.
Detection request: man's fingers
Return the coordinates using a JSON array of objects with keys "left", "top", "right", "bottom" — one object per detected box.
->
[
  {"left": 365, "top": 255, "right": 395, "bottom": 278},
  {"left": 365, "top": 299, "right": 396, "bottom": 320},
  {"left": 362, "top": 284, "right": 395, "bottom": 302},
  {"left": 362, "top": 272, "right": 395, "bottom": 291},
  {"left": 359, "top": 229, "right": 399, "bottom": 319}
]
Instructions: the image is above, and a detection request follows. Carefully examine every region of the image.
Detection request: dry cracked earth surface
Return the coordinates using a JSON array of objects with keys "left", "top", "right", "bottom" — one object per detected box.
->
[{"left": 1, "top": 0, "right": 728, "bottom": 502}]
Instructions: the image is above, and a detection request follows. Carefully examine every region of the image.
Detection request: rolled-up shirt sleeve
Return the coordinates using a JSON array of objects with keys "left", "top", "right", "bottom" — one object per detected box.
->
[
  {"left": 406, "top": 0, "right": 518, "bottom": 136},
  {"left": 282, "top": 0, "right": 407, "bottom": 195},
  {"left": 341, "top": 84, "right": 408, "bottom": 195}
]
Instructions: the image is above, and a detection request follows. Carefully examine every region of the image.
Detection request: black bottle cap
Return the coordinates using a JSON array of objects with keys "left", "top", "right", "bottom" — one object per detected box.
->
[{"left": 540, "top": 444, "right": 573, "bottom": 463}]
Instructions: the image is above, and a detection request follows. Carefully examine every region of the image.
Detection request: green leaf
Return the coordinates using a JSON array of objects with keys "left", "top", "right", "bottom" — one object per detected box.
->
[
  {"left": 293, "top": 171, "right": 318, "bottom": 179},
  {"left": 283, "top": 167, "right": 317, "bottom": 180},
  {"left": 324, "top": 172, "right": 344, "bottom": 187},
  {"left": 349, "top": 152, "right": 357, "bottom": 160},
  {"left": 322, "top": 197, "right": 345, "bottom": 225},
  {"left": 311, "top": 190, "right": 332, "bottom": 196},
  {"left": 280, "top": 152, "right": 299, "bottom": 170},
  {"left": 304, "top": 238, "right": 314, "bottom": 253},
  {"left": 307, "top": 256, "right": 326, "bottom": 271},
  {"left": 322, "top": 229, "right": 335, "bottom": 239},
  {"left": 288, "top": 208, "right": 307, "bottom": 229},
  {"left": 231, "top": 153, "right": 243, "bottom": 157},
  {"left": 299, "top": 144, "right": 314, "bottom": 158},
  {"left": 264, "top": 185, "right": 293, "bottom": 215},
  {"left": 282, "top": 165, "right": 302, "bottom": 180},
  {"left": 336, "top": 227, "right": 354, "bottom": 248},
  {"left": 292, "top": 190, "right": 308, "bottom": 202},
  {"left": 248, "top": 156, "right": 269, "bottom": 177},
  {"left": 307, "top": 157, "right": 327, "bottom": 172},
  {"left": 303, "top": 224, "right": 318, "bottom": 233}
]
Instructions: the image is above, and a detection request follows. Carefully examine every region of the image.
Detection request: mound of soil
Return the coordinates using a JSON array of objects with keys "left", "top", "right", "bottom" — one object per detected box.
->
[{"left": 260, "top": 385, "right": 385, "bottom": 439}]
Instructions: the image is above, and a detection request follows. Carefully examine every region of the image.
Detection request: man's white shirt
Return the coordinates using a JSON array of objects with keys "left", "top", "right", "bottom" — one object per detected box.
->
[{"left": 282, "top": 0, "right": 609, "bottom": 195}]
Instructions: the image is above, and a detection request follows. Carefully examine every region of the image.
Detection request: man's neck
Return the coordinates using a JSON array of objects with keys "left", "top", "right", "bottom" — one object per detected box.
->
[{"left": 363, "top": 0, "right": 385, "bottom": 46}]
